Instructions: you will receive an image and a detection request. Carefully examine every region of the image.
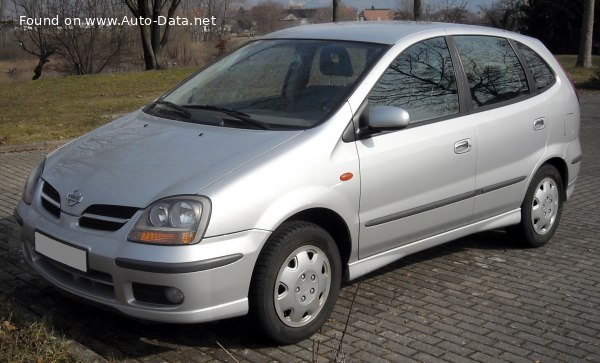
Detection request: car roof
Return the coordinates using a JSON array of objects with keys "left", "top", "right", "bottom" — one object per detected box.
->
[{"left": 263, "top": 21, "right": 519, "bottom": 45}]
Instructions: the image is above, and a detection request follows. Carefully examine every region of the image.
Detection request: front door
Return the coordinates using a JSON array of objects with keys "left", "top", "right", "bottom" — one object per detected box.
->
[{"left": 356, "top": 36, "right": 477, "bottom": 259}]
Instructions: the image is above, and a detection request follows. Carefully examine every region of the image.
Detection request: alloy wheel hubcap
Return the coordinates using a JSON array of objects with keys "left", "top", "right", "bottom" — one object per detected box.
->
[
  {"left": 531, "top": 177, "right": 559, "bottom": 235},
  {"left": 274, "top": 245, "right": 331, "bottom": 327}
]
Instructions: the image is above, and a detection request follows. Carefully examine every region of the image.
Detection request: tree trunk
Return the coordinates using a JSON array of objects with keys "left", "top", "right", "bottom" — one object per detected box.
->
[
  {"left": 414, "top": 0, "right": 422, "bottom": 20},
  {"left": 123, "top": 0, "right": 180, "bottom": 70},
  {"left": 576, "top": 0, "right": 595, "bottom": 68},
  {"left": 151, "top": 0, "right": 161, "bottom": 64},
  {"left": 333, "top": 0, "right": 340, "bottom": 22},
  {"left": 31, "top": 46, "right": 55, "bottom": 80},
  {"left": 32, "top": 55, "right": 50, "bottom": 80},
  {"left": 138, "top": 24, "right": 158, "bottom": 70}
]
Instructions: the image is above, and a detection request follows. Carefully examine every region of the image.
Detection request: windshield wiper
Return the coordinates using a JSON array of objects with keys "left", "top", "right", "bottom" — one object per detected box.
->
[
  {"left": 184, "top": 105, "right": 271, "bottom": 130},
  {"left": 154, "top": 100, "right": 191, "bottom": 119}
]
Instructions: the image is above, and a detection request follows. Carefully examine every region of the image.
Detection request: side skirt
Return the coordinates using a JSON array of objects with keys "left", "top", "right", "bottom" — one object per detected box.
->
[{"left": 347, "top": 208, "right": 521, "bottom": 281}]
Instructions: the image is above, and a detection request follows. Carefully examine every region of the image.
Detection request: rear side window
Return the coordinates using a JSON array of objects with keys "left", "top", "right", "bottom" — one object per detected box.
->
[
  {"left": 368, "top": 37, "right": 459, "bottom": 124},
  {"left": 454, "top": 36, "right": 529, "bottom": 109},
  {"left": 515, "top": 42, "right": 556, "bottom": 92}
]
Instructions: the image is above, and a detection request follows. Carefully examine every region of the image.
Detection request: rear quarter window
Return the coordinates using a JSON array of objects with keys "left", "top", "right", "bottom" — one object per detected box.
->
[{"left": 515, "top": 42, "right": 556, "bottom": 92}]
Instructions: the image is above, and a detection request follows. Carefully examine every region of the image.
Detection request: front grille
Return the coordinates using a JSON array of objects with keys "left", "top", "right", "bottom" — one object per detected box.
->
[
  {"left": 79, "top": 205, "right": 139, "bottom": 231},
  {"left": 38, "top": 182, "right": 139, "bottom": 231},
  {"left": 41, "top": 181, "right": 60, "bottom": 218}
]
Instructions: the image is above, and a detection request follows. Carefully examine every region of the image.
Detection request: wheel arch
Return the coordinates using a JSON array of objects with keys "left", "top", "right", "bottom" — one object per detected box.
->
[
  {"left": 541, "top": 157, "right": 568, "bottom": 199},
  {"left": 283, "top": 208, "right": 352, "bottom": 272}
]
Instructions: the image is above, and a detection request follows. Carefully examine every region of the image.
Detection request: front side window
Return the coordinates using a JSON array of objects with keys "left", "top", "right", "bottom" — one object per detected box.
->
[
  {"left": 148, "top": 39, "right": 386, "bottom": 129},
  {"left": 368, "top": 37, "right": 459, "bottom": 124},
  {"left": 515, "top": 42, "right": 556, "bottom": 92},
  {"left": 454, "top": 36, "right": 529, "bottom": 108}
]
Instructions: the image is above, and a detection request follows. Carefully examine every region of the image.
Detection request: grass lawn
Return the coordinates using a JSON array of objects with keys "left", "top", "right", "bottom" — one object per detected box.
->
[
  {"left": 554, "top": 54, "right": 600, "bottom": 86},
  {"left": 0, "top": 68, "right": 195, "bottom": 145},
  {"left": 0, "top": 296, "right": 84, "bottom": 362}
]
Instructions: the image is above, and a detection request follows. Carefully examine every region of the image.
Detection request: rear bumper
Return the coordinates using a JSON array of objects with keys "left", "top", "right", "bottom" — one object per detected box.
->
[{"left": 565, "top": 138, "right": 582, "bottom": 201}]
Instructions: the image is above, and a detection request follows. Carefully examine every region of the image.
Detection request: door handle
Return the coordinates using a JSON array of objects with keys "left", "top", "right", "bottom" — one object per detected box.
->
[
  {"left": 454, "top": 139, "right": 472, "bottom": 154},
  {"left": 533, "top": 118, "right": 545, "bottom": 130}
]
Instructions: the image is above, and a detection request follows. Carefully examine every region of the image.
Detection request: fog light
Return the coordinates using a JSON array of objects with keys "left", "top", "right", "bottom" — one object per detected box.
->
[{"left": 164, "top": 287, "right": 184, "bottom": 304}]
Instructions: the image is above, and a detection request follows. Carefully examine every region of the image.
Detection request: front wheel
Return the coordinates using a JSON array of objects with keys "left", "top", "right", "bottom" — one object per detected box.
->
[
  {"left": 250, "top": 221, "right": 341, "bottom": 345},
  {"left": 510, "top": 164, "right": 564, "bottom": 247}
]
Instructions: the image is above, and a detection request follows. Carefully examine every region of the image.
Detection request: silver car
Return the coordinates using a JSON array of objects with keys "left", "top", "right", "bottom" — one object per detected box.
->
[{"left": 15, "top": 22, "right": 581, "bottom": 344}]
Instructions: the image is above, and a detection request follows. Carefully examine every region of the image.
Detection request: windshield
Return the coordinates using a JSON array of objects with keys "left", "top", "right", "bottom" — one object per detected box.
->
[{"left": 146, "top": 39, "right": 386, "bottom": 130}]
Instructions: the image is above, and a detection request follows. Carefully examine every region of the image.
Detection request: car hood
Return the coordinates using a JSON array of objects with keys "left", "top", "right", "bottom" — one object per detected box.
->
[{"left": 42, "top": 110, "right": 302, "bottom": 216}]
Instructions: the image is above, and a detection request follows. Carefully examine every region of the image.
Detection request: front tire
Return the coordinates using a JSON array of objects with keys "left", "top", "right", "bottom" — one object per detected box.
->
[
  {"left": 511, "top": 164, "right": 564, "bottom": 247},
  {"left": 250, "top": 221, "right": 341, "bottom": 345}
]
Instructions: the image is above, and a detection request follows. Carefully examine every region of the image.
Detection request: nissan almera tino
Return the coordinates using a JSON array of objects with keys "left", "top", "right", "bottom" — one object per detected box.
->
[{"left": 15, "top": 22, "right": 581, "bottom": 344}]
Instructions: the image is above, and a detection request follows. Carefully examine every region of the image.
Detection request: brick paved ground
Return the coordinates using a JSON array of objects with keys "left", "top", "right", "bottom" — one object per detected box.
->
[{"left": 1, "top": 91, "right": 599, "bottom": 362}]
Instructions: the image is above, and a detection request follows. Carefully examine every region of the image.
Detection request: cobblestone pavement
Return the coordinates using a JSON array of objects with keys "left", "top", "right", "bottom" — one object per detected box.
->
[{"left": 1, "top": 91, "right": 599, "bottom": 363}]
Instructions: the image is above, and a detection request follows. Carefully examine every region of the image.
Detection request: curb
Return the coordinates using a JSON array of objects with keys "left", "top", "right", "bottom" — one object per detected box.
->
[
  {"left": 0, "top": 139, "right": 72, "bottom": 154},
  {"left": 65, "top": 339, "right": 109, "bottom": 363}
]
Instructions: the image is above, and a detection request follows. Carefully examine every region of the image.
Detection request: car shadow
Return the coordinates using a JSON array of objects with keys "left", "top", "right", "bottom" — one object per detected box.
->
[
  {"left": 350, "top": 228, "right": 526, "bottom": 283},
  {"left": 2, "top": 213, "right": 529, "bottom": 360}
]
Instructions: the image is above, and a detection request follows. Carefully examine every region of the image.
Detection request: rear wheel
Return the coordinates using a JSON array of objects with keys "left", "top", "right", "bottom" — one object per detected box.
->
[
  {"left": 250, "top": 221, "right": 341, "bottom": 344},
  {"left": 510, "top": 164, "right": 564, "bottom": 247}
]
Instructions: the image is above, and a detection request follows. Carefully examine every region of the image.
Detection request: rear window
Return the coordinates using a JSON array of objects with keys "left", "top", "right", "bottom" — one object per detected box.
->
[{"left": 515, "top": 42, "right": 556, "bottom": 92}]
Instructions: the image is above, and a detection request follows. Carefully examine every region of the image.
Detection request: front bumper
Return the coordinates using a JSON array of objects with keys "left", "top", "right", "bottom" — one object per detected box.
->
[{"left": 15, "top": 200, "right": 270, "bottom": 323}]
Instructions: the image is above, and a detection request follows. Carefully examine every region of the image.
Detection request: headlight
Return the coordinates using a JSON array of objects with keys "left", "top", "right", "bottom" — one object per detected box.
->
[
  {"left": 22, "top": 159, "right": 45, "bottom": 205},
  {"left": 128, "top": 196, "right": 211, "bottom": 245}
]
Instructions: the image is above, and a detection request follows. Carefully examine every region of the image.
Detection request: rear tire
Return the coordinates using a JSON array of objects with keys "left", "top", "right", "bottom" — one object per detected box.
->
[
  {"left": 510, "top": 164, "right": 564, "bottom": 247},
  {"left": 249, "top": 221, "right": 341, "bottom": 345}
]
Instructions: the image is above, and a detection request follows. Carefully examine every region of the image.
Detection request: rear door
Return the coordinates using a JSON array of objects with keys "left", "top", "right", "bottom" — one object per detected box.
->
[{"left": 452, "top": 36, "right": 549, "bottom": 222}]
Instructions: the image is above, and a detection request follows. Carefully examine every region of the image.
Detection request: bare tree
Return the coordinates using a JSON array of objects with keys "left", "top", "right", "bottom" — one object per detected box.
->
[
  {"left": 314, "top": 5, "right": 356, "bottom": 23},
  {"left": 121, "top": 0, "right": 182, "bottom": 70},
  {"left": 576, "top": 0, "right": 595, "bottom": 68},
  {"left": 437, "top": 0, "right": 469, "bottom": 23},
  {"left": 203, "top": 0, "right": 234, "bottom": 40},
  {"left": 251, "top": 1, "right": 285, "bottom": 34},
  {"left": 396, "top": 0, "right": 413, "bottom": 12},
  {"left": 1, "top": 2, "right": 11, "bottom": 61},
  {"left": 216, "top": 0, "right": 233, "bottom": 36},
  {"left": 179, "top": 0, "right": 203, "bottom": 42},
  {"left": 12, "top": 0, "right": 60, "bottom": 79},
  {"left": 200, "top": 0, "right": 220, "bottom": 40},
  {"left": 480, "top": 0, "right": 525, "bottom": 30},
  {"left": 52, "top": 0, "right": 126, "bottom": 75},
  {"left": 393, "top": 0, "right": 413, "bottom": 19},
  {"left": 233, "top": 5, "right": 253, "bottom": 33},
  {"left": 0, "top": 0, "right": 6, "bottom": 20},
  {"left": 414, "top": 0, "right": 422, "bottom": 20},
  {"left": 182, "top": 0, "right": 237, "bottom": 41}
]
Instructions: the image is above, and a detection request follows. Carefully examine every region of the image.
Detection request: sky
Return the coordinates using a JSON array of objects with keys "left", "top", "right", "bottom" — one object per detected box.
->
[{"left": 245, "top": 0, "right": 496, "bottom": 12}]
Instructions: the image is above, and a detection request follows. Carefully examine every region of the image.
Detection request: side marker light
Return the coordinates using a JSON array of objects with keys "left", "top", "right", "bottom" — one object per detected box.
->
[{"left": 340, "top": 173, "right": 353, "bottom": 181}]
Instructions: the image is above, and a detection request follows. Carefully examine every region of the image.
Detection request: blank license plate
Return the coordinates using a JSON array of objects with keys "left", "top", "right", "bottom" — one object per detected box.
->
[{"left": 35, "top": 232, "right": 87, "bottom": 272}]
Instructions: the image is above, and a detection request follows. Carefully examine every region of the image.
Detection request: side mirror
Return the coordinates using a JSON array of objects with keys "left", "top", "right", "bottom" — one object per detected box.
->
[{"left": 368, "top": 106, "right": 410, "bottom": 130}]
